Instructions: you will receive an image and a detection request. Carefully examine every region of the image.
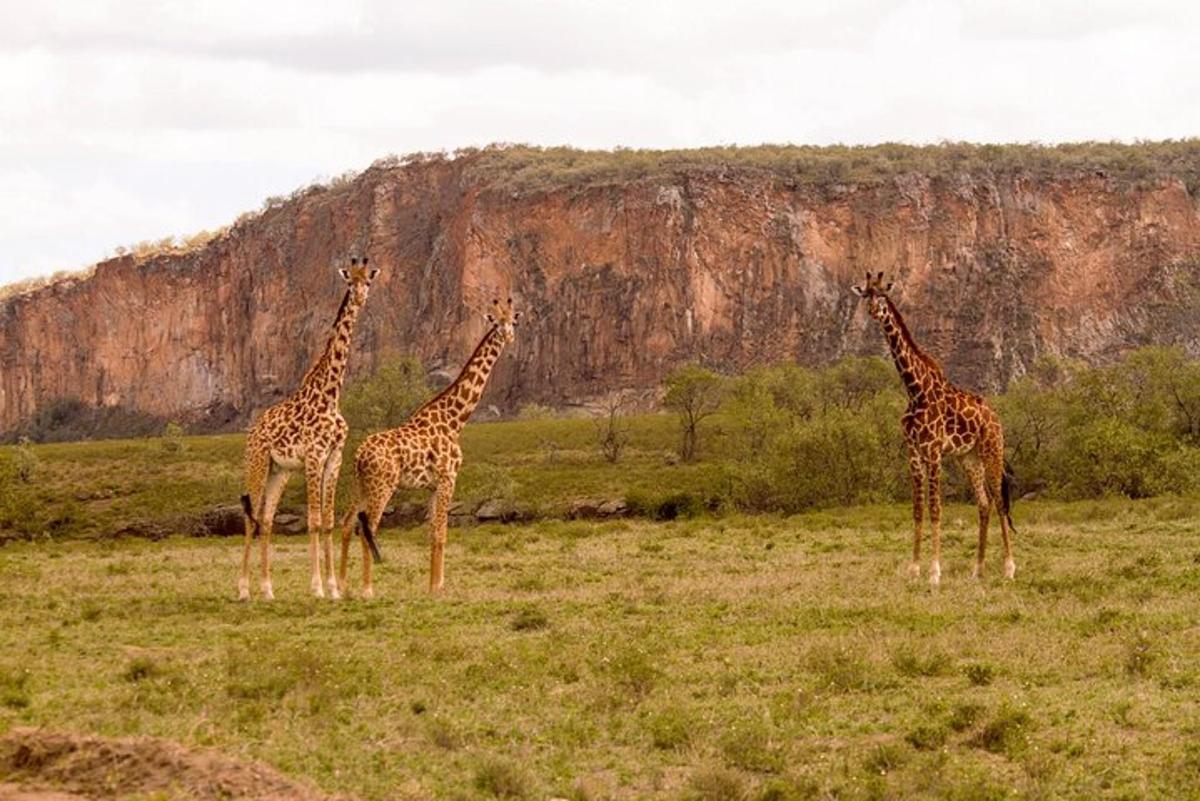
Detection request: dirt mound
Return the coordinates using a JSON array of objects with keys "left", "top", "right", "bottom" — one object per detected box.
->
[{"left": 0, "top": 728, "right": 337, "bottom": 801}]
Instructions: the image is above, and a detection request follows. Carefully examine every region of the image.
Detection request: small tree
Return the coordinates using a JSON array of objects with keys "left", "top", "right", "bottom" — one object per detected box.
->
[
  {"left": 342, "top": 354, "right": 430, "bottom": 432},
  {"left": 14, "top": 437, "right": 38, "bottom": 483},
  {"left": 663, "top": 364, "right": 725, "bottom": 462},
  {"left": 593, "top": 396, "right": 630, "bottom": 463},
  {"left": 161, "top": 421, "right": 185, "bottom": 453}
]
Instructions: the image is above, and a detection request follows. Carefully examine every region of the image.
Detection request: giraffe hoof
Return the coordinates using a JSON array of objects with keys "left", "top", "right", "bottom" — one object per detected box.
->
[
  {"left": 907, "top": 562, "right": 921, "bottom": 580},
  {"left": 361, "top": 586, "right": 374, "bottom": 600},
  {"left": 261, "top": 583, "right": 275, "bottom": 601},
  {"left": 327, "top": 582, "right": 341, "bottom": 600},
  {"left": 971, "top": 563, "right": 983, "bottom": 580},
  {"left": 237, "top": 579, "right": 250, "bottom": 601},
  {"left": 1004, "top": 559, "right": 1016, "bottom": 580}
]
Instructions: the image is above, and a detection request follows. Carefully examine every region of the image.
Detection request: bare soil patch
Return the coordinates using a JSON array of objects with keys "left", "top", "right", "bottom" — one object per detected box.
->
[{"left": 0, "top": 728, "right": 335, "bottom": 801}]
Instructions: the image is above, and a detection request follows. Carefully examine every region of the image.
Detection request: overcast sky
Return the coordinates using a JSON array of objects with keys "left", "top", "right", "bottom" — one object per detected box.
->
[{"left": 2, "top": 0, "right": 1197, "bottom": 285}]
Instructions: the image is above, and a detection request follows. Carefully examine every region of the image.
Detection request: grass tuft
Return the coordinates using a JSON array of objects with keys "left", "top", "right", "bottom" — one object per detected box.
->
[
  {"left": 510, "top": 606, "right": 550, "bottom": 632},
  {"left": 473, "top": 756, "right": 534, "bottom": 799}
]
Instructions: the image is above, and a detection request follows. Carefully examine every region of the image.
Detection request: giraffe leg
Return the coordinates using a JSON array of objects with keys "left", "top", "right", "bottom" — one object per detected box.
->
[
  {"left": 240, "top": 449, "right": 269, "bottom": 601},
  {"left": 989, "top": 455, "right": 1016, "bottom": 580},
  {"left": 321, "top": 447, "right": 343, "bottom": 599},
  {"left": 360, "top": 497, "right": 389, "bottom": 600},
  {"left": 962, "top": 454, "right": 990, "bottom": 579},
  {"left": 926, "top": 455, "right": 943, "bottom": 587},
  {"left": 429, "top": 474, "right": 457, "bottom": 593},
  {"left": 304, "top": 456, "right": 327, "bottom": 598},
  {"left": 258, "top": 467, "right": 289, "bottom": 600},
  {"left": 906, "top": 444, "right": 924, "bottom": 580},
  {"left": 337, "top": 503, "right": 358, "bottom": 594}
]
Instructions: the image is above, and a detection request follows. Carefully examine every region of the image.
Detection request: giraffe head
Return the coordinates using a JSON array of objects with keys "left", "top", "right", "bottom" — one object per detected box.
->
[
  {"left": 484, "top": 297, "right": 522, "bottom": 345},
  {"left": 851, "top": 271, "right": 895, "bottom": 321},
  {"left": 338, "top": 256, "right": 380, "bottom": 304}
]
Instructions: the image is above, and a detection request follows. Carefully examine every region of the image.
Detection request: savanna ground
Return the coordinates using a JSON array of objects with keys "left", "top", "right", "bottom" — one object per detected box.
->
[{"left": 1, "top": 416, "right": 1199, "bottom": 799}]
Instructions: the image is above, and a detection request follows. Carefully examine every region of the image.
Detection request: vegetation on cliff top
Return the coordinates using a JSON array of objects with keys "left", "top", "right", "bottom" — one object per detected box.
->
[{"left": 453, "top": 138, "right": 1200, "bottom": 194}]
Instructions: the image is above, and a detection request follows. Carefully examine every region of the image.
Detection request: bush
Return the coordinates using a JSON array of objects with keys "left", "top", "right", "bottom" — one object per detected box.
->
[
  {"left": 718, "top": 361, "right": 906, "bottom": 513},
  {"left": 626, "top": 490, "right": 703, "bottom": 521},
  {"left": 342, "top": 354, "right": 430, "bottom": 432},
  {"left": 13, "top": 438, "right": 37, "bottom": 483},
  {"left": 161, "top": 421, "right": 185, "bottom": 453},
  {"left": 516, "top": 402, "right": 556, "bottom": 421},
  {"left": 713, "top": 348, "right": 1200, "bottom": 512},
  {"left": 663, "top": 364, "right": 726, "bottom": 462}
]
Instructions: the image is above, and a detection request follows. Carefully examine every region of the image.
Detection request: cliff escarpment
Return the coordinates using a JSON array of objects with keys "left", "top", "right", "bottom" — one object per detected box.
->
[{"left": 3, "top": 143, "right": 1200, "bottom": 436}]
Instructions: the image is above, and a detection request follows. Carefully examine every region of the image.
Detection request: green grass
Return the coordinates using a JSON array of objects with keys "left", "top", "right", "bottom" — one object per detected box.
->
[
  {"left": 0, "top": 501, "right": 1198, "bottom": 799},
  {"left": 0, "top": 413, "right": 720, "bottom": 540}
]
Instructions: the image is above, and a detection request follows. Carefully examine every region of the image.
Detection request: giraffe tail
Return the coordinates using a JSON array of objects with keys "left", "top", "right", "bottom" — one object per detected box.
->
[
  {"left": 357, "top": 511, "right": 384, "bottom": 564},
  {"left": 240, "top": 494, "right": 260, "bottom": 539},
  {"left": 1001, "top": 461, "right": 1017, "bottom": 534}
]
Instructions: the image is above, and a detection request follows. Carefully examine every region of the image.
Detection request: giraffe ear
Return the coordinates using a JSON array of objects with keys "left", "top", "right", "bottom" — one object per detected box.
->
[
  {"left": 513, "top": 311, "right": 523, "bottom": 324},
  {"left": 485, "top": 313, "right": 496, "bottom": 324},
  {"left": 851, "top": 286, "right": 866, "bottom": 297},
  {"left": 338, "top": 268, "right": 351, "bottom": 281},
  {"left": 885, "top": 281, "right": 894, "bottom": 292},
  {"left": 368, "top": 269, "right": 380, "bottom": 281}
]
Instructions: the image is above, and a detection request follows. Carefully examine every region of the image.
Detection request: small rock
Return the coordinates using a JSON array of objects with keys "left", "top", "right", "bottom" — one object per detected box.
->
[
  {"left": 597, "top": 499, "right": 628, "bottom": 517},
  {"left": 567, "top": 499, "right": 602, "bottom": 519},
  {"left": 200, "top": 505, "right": 244, "bottom": 537},
  {"left": 380, "top": 501, "right": 425, "bottom": 528},
  {"left": 475, "top": 498, "right": 510, "bottom": 521},
  {"left": 272, "top": 513, "right": 305, "bottom": 535}
]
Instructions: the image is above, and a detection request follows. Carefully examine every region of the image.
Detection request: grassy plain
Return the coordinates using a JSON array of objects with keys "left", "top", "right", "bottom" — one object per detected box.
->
[
  {"left": 1, "top": 414, "right": 719, "bottom": 541},
  {"left": 1, "top": 494, "right": 1199, "bottom": 799}
]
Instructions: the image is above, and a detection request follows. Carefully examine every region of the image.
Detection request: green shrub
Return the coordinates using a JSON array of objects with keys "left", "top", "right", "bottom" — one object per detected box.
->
[
  {"left": 342, "top": 353, "right": 430, "bottom": 432},
  {"left": 625, "top": 490, "right": 703, "bottom": 521},
  {"left": 516, "top": 402, "right": 556, "bottom": 421},
  {"left": 162, "top": 421, "right": 185, "bottom": 453},
  {"left": 13, "top": 437, "right": 37, "bottom": 483}
]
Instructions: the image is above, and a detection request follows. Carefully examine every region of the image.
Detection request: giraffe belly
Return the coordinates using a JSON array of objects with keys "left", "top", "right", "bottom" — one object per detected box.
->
[{"left": 270, "top": 450, "right": 304, "bottom": 471}]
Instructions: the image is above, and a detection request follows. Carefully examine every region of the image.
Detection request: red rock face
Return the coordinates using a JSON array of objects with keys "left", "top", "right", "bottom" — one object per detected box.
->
[{"left": 2, "top": 155, "right": 1200, "bottom": 436}]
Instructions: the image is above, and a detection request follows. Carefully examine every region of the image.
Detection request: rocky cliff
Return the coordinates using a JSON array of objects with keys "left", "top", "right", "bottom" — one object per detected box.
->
[{"left": 3, "top": 144, "right": 1200, "bottom": 437}]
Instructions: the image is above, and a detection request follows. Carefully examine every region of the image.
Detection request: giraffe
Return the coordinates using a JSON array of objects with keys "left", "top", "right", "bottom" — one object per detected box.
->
[
  {"left": 853, "top": 271, "right": 1016, "bottom": 586},
  {"left": 337, "top": 297, "right": 522, "bottom": 598},
  {"left": 238, "top": 256, "right": 380, "bottom": 601}
]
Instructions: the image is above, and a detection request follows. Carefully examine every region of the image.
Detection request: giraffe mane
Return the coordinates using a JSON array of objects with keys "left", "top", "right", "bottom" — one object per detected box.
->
[
  {"left": 411, "top": 324, "right": 501, "bottom": 416},
  {"left": 884, "top": 296, "right": 945, "bottom": 380}
]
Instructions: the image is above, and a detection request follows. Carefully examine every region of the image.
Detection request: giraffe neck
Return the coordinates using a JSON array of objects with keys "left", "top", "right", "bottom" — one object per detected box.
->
[
  {"left": 877, "top": 298, "right": 945, "bottom": 403},
  {"left": 298, "top": 289, "right": 365, "bottom": 407},
  {"left": 417, "top": 326, "right": 508, "bottom": 433}
]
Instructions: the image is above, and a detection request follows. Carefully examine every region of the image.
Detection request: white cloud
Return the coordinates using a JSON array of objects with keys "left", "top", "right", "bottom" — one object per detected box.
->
[{"left": 0, "top": 0, "right": 1197, "bottom": 284}]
